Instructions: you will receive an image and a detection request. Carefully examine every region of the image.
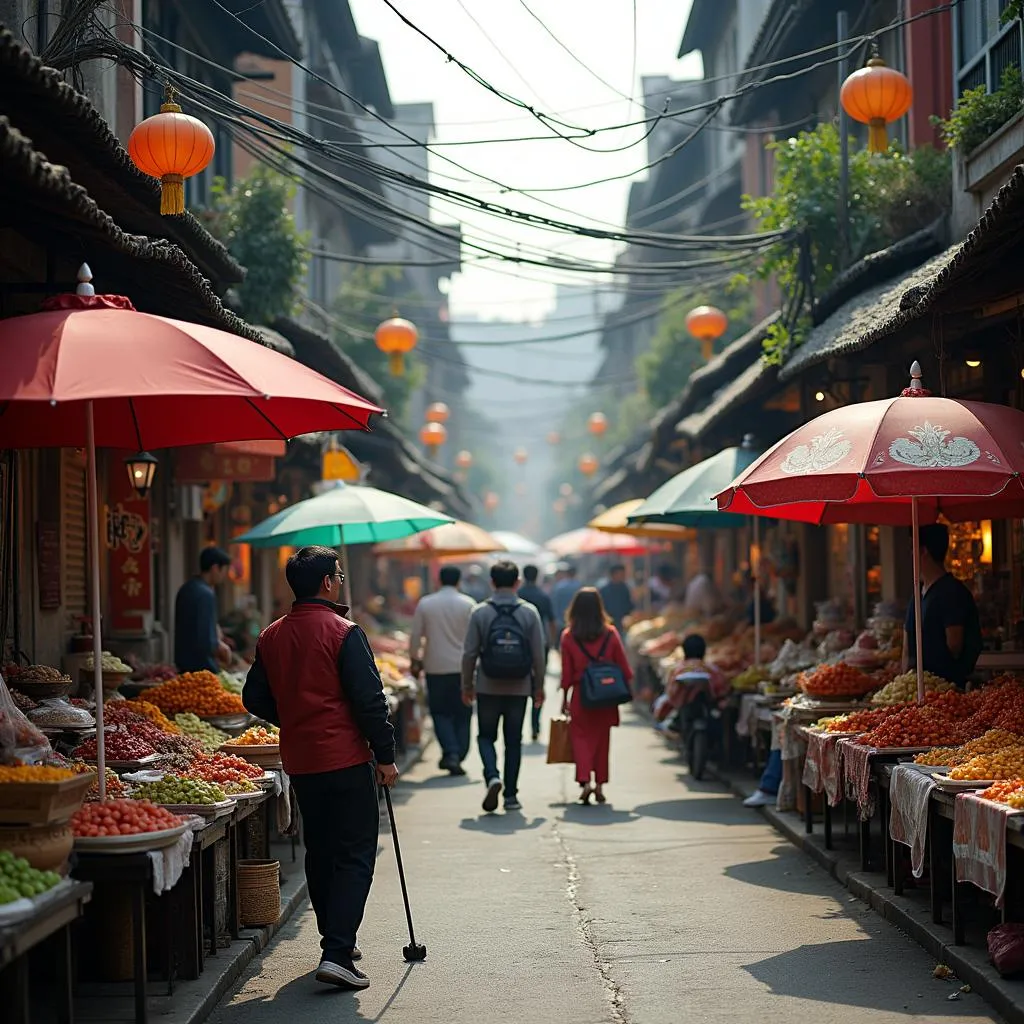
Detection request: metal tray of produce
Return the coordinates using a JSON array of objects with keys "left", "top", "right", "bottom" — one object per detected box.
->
[
  {"left": 257, "top": 771, "right": 278, "bottom": 789},
  {"left": 227, "top": 790, "right": 265, "bottom": 802},
  {"left": 73, "top": 822, "right": 190, "bottom": 853},
  {"left": 202, "top": 713, "right": 251, "bottom": 731},
  {"left": 158, "top": 800, "right": 234, "bottom": 818},
  {"left": 867, "top": 746, "right": 936, "bottom": 756},
  {"left": 85, "top": 754, "right": 165, "bottom": 770},
  {"left": 933, "top": 777, "right": 997, "bottom": 792}
]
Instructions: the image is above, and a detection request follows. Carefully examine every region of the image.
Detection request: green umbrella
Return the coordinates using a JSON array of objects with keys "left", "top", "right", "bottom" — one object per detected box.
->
[
  {"left": 627, "top": 441, "right": 762, "bottom": 529},
  {"left": 234, "top": 483, "right": 453, "bottom": 605},
  {"left": 629, "top": 438, "right": 768, "bottom": 663}
]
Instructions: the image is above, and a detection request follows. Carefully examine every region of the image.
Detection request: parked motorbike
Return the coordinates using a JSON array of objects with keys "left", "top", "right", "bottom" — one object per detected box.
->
[{"left": 673, "top": 672, "right": 722, "bottom": 781}]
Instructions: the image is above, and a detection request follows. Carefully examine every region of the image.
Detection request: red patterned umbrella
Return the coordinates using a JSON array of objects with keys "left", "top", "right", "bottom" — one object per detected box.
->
[{"left": 716, "top": 363, "right": 1024, "bottom": 700}]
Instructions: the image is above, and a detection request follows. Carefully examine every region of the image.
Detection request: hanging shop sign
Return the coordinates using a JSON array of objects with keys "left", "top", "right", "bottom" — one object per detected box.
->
[
  {"left": 175, "top": 446, "right": 278, "bottom": 483},
  {"left": 106, "top": 452, "right": 152, "bottom": 633}
]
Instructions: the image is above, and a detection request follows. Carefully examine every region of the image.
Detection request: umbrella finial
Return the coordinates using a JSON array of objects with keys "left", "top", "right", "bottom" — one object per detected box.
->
[
  {"left": 76, "top": 264, "right": 95, "bottom": 297},
  {"left": 901, "top": 360, "right": 931, "bottom": 397},
  {"left": 741, "top": 433, "right": 756, "bottom": 449}
]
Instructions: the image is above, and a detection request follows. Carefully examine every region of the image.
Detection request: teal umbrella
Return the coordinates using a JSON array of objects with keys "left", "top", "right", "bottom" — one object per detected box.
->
[
  {"left": 234, "top": 482, "right": 454, "bottom": 606},
  {"left": 235, "top": 483, "right": 454, "bottom": 548},
  {"left": 629, "top": 438, "right": 767, "bottom": 662},
  {"left": 627, "top": 442, "right": 762, "bottom": 529}
]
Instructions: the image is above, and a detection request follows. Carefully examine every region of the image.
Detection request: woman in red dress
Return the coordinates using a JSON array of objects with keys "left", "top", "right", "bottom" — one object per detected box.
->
[{"left": 560, "top": 587, "right": 633, "bottom": 805}]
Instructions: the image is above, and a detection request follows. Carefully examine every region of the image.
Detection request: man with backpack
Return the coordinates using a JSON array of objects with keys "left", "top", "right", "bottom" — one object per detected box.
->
[{"left": 462, "top": 561, "right": 546, "bottom": 813}]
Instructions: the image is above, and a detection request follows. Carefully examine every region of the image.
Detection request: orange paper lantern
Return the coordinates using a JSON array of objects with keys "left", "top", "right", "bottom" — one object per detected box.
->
[
  {"left": 513, "top": 447, "right": 528, "bottom": 466},
  {"left": 419, "top": 421, "right": 447, "bottom": 451},
  {"left": 455, "top": 449, "right": 473, "bottom": 469},
  {"left": 546, "top": 431, "right": 562, "bottom": 445},
  {"left": 578, "top": 453, "right": 599, "bottom": 477},
  {"left": 588, "top": 412, "right": 608, "bottom": 437},
  {"left": 426, "top": 402, "right": 450, "bottom": 424},
  {"left": 374, "top": 317, "right": 419, "bottom": 376},
  {"left": 128, "top": 89, "right": 215, "bottom": 216},
  {"left": 685, "top": 305, "right": 728, "bottom": 361},
  {"left": 840, "top": 55, "right": 913, "bottom": 153},
  {"left": 484, "top": 491, "right": 500, "bottom": 512}
]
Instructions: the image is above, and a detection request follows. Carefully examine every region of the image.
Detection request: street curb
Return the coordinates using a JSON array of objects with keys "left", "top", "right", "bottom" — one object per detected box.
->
[
  {"left": 712, "top": 766, "right": 1024, "bottom": 1024},
  {"left": 179, "top": 727, "right": 433, "bottom": 1024}
]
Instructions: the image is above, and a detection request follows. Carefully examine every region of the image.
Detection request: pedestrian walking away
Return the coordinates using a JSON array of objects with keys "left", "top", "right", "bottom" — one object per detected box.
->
[
  {"left": 409, "top": 566, "right": 476, "bottom": 775},
  {"left": 550, "top": 562, "right": 582, "bottom": 631},
  {"left": 518, "top": 562, "right": 558, "bottom": 742},
  {"left": 599, "top": 563, "right": 635, "bottom": 634},
  {"left": 242, "top": 545, "right": 398, "bottom": 992},
  {"left": 174, "top": 546, "right": 233, "bottom": 673},
  {"left": 560, "top": 587, "right": 633, "bottom": 805},
  {"left": 462, "top": 561, "right": 546, "bottom": 813}
]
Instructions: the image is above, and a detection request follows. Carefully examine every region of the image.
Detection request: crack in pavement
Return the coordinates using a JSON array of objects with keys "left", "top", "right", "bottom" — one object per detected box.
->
[{"left": 552, "top": 820, "right": 630, "bottom": 1024}]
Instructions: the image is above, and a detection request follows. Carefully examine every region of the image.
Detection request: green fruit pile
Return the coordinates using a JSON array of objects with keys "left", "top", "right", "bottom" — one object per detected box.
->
[
  {"left": 131, "top": 776, "right": 226, "bottom": 805},
  {"left": 0, "top": 850, "right": 61, "bottom": 904},
  {"left": 174, "top": 713, "right": 229, "bottom": 752}
]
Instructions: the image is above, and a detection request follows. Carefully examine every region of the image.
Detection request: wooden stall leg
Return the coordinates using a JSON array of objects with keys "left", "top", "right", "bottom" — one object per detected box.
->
[
  {"left": 860, "top": 815, "right": 871, "bottom": 872},
  {"left": 229, "top": 823, "right": 240, "bottom": 940},
  {"left": 804, "top": 785, "right": 814, "bottom": 834},
  {"left": 952, "top": 852, "right": 965, "bottom": 945},
  {"left": 929, "top": 813, "right": 943, "bottom": 925},
  {"left": 824, "top": 798, "right": 833, "bottom": 850},
  {"left": 55, "top": 925, "right": 73, "bottom": 1024},
  {"left": 893, "top": 837, "right": 905, "bottom": 897},
  {"left": 202, "top": 845, "right": 217, "bottom": 957}
]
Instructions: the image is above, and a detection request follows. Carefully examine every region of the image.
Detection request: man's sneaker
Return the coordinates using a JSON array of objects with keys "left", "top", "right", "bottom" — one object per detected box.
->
[
  {"left": 743, "top": 790, "right": 775, "bottom": 808},
  {"left": 351, "top": 945, "right": 362, "bottom": 962},
  {"left": 448, "top": 763, "right": 467, "bottom": 777},
  {"left": 504, "top": 799, "right": 522, "bottom": 812},
  {"left": 482, "top": 778, "right": 502, "bottom": 813},
  {"left": 316, "top": 960, "right": 369, "bottom": 989}
]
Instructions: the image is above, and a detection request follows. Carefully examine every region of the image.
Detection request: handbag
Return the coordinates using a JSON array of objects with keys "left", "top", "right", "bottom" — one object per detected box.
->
[
  {"left": 546, "top": 716, "right": 574, "bottom": 764},
  {"left": 576, "top": 632, "right": 632, "bottom": 709}
]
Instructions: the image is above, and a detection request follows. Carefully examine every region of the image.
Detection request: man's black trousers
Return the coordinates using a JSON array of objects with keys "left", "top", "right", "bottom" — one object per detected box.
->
[{"left": 290, "top": 761, "right": 379, "bottom": 963}]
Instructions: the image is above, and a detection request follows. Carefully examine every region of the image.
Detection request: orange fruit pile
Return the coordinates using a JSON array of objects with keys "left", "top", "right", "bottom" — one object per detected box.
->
[
  {"left": 144, "top": 671, "right": 245, "bottom": 717},
  {"left": 127, "top": 699, "right": 181, "bottom": 733},
  {"left": 226, "top": 725, "right": 279, "bottom": 746},
  {"left": 799, "top": 663, "right": 874, "bottom": 697}
]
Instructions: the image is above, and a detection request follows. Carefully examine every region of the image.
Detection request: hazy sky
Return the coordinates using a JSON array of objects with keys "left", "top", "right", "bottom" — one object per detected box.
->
[{"left": 348, "top": 0, "right": 701, "bottom": 321}]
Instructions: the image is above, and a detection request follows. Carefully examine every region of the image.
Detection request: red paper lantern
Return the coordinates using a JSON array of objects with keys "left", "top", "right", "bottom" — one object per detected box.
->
[
  {"left": 128, "top": 88, "right": 215, "bottom": 216},
  {"left": 578, "top": 453, "right": 599, "bottom": 477},
  {"left": 455, "top": 449, "right": 473, "bottom": 469},
  {"left": 841, "top": 55, "right": 913, "bottom": 154},
  {"left": 374, "top": 318, "right": 419, "bottom": 376},
  {"left": 588, "top": 412, "right": 608, "bottom": 437},
  {"left": 426, "top": 402, "right": 450, "bottom": 424},
  {"left": 484, "top": 491, "right": 500, "bottom": 512},
  {"left": 419, "top": 421, "right": 447, "bottom": 452}
]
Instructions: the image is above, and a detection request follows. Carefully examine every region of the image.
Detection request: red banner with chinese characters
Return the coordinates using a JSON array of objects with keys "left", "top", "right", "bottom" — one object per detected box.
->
[
  {"left": 106, "top": 451, "right": 152, "bottom": 634},
  {"left": 175, "top": 446, "right": 278, "bottom": 483}
]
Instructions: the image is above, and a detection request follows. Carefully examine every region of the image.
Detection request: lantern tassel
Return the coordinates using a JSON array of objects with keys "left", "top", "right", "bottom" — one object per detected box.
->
[
  {"left": 867, "top": 118, "right": 888, "bottom": 154},
  {"left": 160, "top": 174, "right": 185, "bottom": 216},
  {"left": 388, "top": 352, "right": 405, "bottom": 376},
  {"left": 700, "top": 338, "right": 714, "bottom": 361}
]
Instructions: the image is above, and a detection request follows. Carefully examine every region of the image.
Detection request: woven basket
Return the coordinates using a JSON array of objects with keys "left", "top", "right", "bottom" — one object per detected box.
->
[{"left": 237, "top": 859, "right": 280, "bottom": 927}]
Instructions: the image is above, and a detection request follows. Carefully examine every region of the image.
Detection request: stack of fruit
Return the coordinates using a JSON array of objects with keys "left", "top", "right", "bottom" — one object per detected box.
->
[
  {"left": 67, "top": 761, "right": 129, "bottom": 801},
  {"left": 731, "top": 666, "right": 771, "bottom": 693},
  {"left": 948, "top": 746, "right": 1024, "bottom": 781},
  {"left": 127, "top": 700, "right": 181, "bottom": 733},
  {"left": 915, "top": 729, "right": 1024, "bottom": 768},
  {"left": 174, "top": 713, "right": 230, "bottom": 752},
  {"left": 855, "top": 704, "right": 962, "bottom": 748},
  {"left": 225, "top": 725, "right": 279, "bottom": 746},
  {"left": 978, "top": 780, "right": 1024, "bottom": 808},
  {"left": 71, "top": 799, "right": 185, "bottom": 837},
  {"left": 870, "top": 671, "right": 954, "bottom": 706},
  {"left": 0, "top": 850, "right": 62, "bottom": 905},
  {"left": 130, "top": 776, "right": 227, "bottom": 806},
  {"left": 74, "top": 730, "right": 157, "bottom": 763},
  {"left": 101, "top": 705, "right": 201, "bottom": 756},
  {"left": 145, "top": 672, "right": 246, "bottom": 717},
  {"left": 798, "top": 662, "right": 875, "bottom": 699},
  {"left": 186, "top": 753, "right": 263, "bottom": 795}
]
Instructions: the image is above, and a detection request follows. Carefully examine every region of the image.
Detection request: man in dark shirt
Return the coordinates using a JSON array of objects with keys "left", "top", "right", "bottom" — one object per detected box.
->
[
  {"left": 174, "top": 547, "right": 232, "bottom": 673},
  {"left": 903, "top": 524, "right": 983, "bottom": 689},
  {"left": 518, "top": 564, "right": 557, "bottom": 742},
  {"left": 600, "top": 564, "right": 635, "bottom": 634}
]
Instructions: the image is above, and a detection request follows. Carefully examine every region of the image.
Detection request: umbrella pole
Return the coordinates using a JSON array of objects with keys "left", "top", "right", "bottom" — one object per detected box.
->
[
  {"left": 339, "top": 534, "right": 354, "bottom": 610},
  {"left": 644, "top": 547, "right": 652, "bottom": 613},
  {"left": 752, "top": 516, "right": 762, "bottom": 666},
  {"left": 911, "top": 497, "right": 925, "bottom": 703},
  {"left": 86, "top": 401, "right": 106, "bottom": 800}
]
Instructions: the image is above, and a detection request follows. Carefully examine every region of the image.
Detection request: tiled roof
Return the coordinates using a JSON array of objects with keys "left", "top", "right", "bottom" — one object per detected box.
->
[{"left": 677, "top": 358, "right": 776, "bottom": 439}]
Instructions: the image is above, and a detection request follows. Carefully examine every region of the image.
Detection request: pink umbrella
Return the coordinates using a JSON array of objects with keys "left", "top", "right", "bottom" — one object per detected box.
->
[
  {"left": 545, "top": 527, "right": 655, "bottom": 560},
  {"left": 0, "top": 276, "right": 383, "bottom": 795},
  {"left": 717, "top": 363, "right": 1024, "bottom": 698}
]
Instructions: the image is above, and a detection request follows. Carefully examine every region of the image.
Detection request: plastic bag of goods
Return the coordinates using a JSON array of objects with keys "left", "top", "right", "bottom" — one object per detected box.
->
[
  {"left": 27, "top": 699, "right": 96, "bottom": 729},
  {"left": 989, "top": 923, "right": 1024, "bottom": 976},
  {"left": 0, "top": 671, "right": 52, "bottom": 765}
]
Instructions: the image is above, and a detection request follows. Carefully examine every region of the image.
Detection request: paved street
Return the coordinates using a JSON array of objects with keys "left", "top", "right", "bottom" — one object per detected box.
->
[{"left": 211, "top": 681, "right": 1003, "bottom": 1024}]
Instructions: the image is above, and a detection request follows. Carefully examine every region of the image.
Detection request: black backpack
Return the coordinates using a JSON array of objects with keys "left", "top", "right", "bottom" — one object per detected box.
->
[
  {"left": 576, "top": 633, "right": 632, "bottom": 709},
  {"left": 479, "top": 601, "right": 534, "bottom": 680}
]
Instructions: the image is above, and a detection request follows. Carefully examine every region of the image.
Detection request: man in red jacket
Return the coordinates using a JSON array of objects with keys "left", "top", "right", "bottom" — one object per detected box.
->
[{"left": 242, "top": 545, "right": 397, "bottom": 991}]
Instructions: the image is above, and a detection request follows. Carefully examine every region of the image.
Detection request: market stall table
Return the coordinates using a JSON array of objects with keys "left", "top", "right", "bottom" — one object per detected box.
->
[{"left": 0, "top": 881, "right": 92, "bottom": 1024}]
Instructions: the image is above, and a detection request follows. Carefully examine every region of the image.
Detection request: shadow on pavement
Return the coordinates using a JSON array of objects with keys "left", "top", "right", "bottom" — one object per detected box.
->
[
  {"left": 556, "top": 803, "right": 638, "bottom": 826},
  {"left": 211, "top": 962, "right": 420, "bottom": 1023},
  {"left": 630, "top": 796, "right": 754, "bottom": 826},
  {"left": 743, "top": 940, "right": 976, "bottom": 1015},
  {"left": 458, "top": 812, "right": 546, "bottom": 833},
  {"left": 724, "top": 845, "right": 839, "bottom": 896}
]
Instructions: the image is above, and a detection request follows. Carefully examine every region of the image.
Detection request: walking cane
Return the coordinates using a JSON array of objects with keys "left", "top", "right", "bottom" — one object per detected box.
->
[{"left": 382, "top": 786, "right": 427, "bottom": 962}]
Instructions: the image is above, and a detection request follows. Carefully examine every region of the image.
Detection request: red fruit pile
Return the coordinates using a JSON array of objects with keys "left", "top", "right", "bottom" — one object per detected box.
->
[
  {"left": 189, "top": 753, "right": 264, "bottom": 784},
  {"left": 75, "top": 730, "right": 156, "bottom": 761},
  {"left": 71, "top": 799, "right": 184, "bottom": 837}
]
